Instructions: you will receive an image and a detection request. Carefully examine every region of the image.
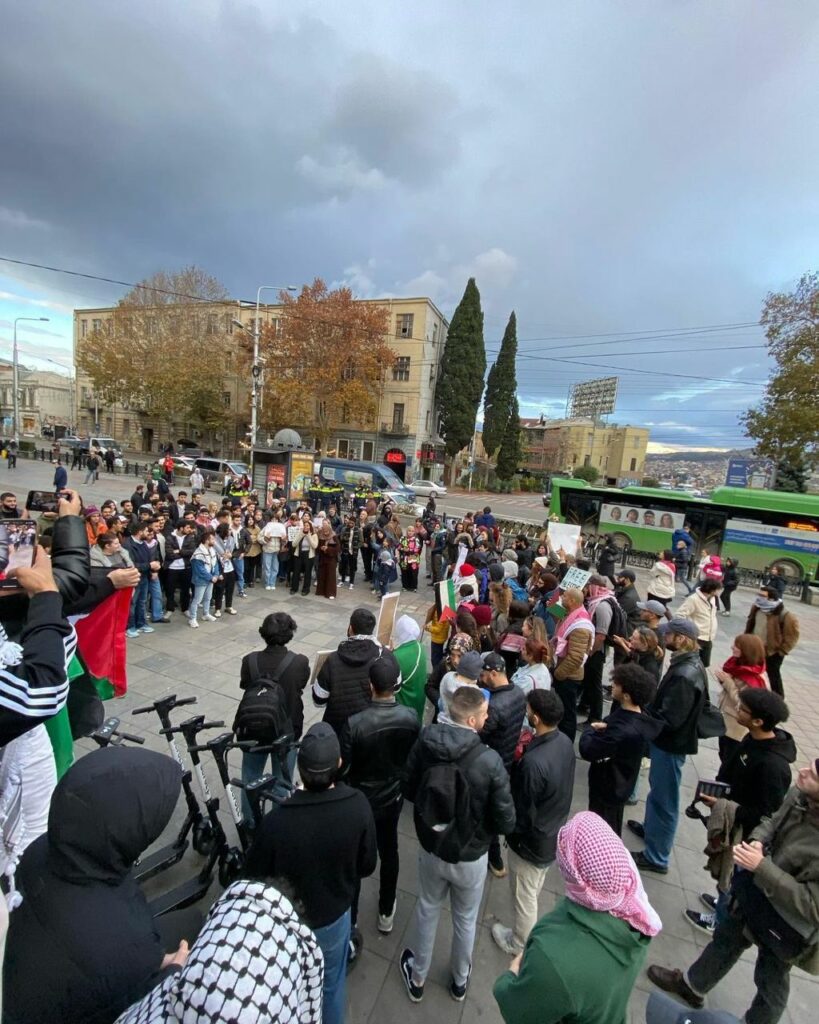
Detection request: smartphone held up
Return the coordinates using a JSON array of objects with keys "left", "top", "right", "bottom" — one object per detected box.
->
[{"left": 0, "top": 520, "right": 38, "bottom": 591}]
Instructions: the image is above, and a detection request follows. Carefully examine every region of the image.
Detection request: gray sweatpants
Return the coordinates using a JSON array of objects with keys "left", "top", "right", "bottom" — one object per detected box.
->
[{"left": 408, "top": 849, "right": 487, "bottom": 986}]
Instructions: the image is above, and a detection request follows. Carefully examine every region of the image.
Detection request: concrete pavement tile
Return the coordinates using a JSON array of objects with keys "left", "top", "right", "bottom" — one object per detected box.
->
[
  {"left": 354, "top": 879, "right": 417, "bottom": 963},
  {"left": 787, "top": 972, "right": 819, "bottom": 1024},
  {"left": 458, "top": 924, "right": 510, "bottom": 1024},
  {"left": 346, "top": 947, "right": 391, "bottom": 1024},
  {"left": 367, "top": 964, "right": 463, "bottom": 1024}
]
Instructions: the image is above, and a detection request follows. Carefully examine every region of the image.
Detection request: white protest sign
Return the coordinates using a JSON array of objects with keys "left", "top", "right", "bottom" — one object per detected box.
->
[{"left": 559, "top": 566, "right": 591, "bottom": 591}]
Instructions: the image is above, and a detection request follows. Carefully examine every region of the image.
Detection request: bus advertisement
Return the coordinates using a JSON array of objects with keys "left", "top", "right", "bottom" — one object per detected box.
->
[{"left": 550, "top": 478, "right": 819, "bottom": 584}]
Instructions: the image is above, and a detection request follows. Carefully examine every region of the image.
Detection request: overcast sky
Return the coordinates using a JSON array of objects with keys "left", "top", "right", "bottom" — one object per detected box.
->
[{"left": 1, "top": 0, "right": 817, "bottom": 449}]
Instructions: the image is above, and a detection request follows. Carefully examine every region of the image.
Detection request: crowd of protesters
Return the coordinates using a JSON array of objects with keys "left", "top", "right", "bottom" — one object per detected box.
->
[{"left": 0, "top": 466, "right": 814, "bottom": 1024}]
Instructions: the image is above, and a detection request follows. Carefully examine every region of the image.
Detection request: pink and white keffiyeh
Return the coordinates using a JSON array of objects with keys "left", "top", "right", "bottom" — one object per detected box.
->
[{"left": 556, "top": 811, "right": 662, "bottom": 937}]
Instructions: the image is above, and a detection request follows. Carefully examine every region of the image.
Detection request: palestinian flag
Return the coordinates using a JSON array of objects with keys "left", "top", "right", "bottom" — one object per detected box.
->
[
  {"left": 45, "top": 588, "right": 133, "bottom": 778},
  {"left": 435, "top": 579, "right": 458, "bottom": 623}
]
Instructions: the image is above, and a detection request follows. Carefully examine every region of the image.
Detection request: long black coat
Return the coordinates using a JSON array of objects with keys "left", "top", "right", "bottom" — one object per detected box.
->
[{"left": 3, "top": 747, "right": 182, "bottom": 1024}]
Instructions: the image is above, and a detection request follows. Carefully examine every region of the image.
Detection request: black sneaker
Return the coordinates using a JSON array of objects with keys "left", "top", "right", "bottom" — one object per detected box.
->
[
  {"left": 449, "top": 964, "right": 472, "bottom": 1002},
  {"left": 400, "top": 949, "right": 424, "bottom": 1003},
  {"left": 699, "top": 892, "right": 718, "bottom": 912},
  {"left": 627, "top": 820, "right": 646, "bottom": 840},
  {"left": 684, "top": 909, "right": 715, "bottom": 934}
]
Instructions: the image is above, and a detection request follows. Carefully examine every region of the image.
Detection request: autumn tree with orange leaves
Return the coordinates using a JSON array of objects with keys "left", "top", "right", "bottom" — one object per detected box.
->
[{"left": 252, "top": 279, "right": 396, "bottom": 452}]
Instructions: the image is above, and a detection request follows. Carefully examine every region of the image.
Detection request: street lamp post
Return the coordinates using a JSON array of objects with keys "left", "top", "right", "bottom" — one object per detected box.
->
[
  {"left": 12, "top": 317, "right": 49, "bottom": 441},
  {"left": 250, "top": 285, "right": 297, "bottom": 448}
]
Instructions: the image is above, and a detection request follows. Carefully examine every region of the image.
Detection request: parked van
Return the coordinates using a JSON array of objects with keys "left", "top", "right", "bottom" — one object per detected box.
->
[
  {"left": 80, "top": 436, "right": 122, "bottom": 457},
  {"left": 193, "top": 457, "right": 250, "bottom": 483},
  {"left": 317, "top": 459, "right": 416, "bottom": 504}
]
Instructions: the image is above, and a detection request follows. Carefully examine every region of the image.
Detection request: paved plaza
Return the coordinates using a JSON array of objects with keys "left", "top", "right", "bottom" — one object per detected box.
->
[{"left": 2, "top": 458, "right": 817, "bottom": 1024}]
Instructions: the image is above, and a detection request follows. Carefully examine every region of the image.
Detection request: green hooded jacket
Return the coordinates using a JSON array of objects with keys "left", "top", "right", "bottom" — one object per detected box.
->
[
  {"left": 494, "top": 898, "right": 651, "bottom": 1024},
  {"left": 393, "top": 639, "right": 427, "bottom": 723}
]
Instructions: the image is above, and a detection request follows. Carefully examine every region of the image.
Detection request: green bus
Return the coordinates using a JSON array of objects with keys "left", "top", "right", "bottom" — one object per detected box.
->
[{"left": 549, "top": 478, "right": 819, "bottom": 585}]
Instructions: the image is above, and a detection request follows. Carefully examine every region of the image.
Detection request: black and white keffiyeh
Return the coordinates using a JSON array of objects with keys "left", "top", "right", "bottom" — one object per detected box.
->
[{"left": 115, "top": 881, "right": 323, "bottom": 1024}]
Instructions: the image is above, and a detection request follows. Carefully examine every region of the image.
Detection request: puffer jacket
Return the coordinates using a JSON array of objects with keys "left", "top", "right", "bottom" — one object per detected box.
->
[
  {"left": 3, "top": 746, "right": 183, "bottom": 1024},
  {"left": 649, "top": 560, "right": 676, "bottom": 600},
  {"left": 403, "top": 722, "right": 516, "bottom": 862},
  {"left": 553, "top": 626, "right": 594, "bottom": 682},
  {"left": 648, "top": 649, "right": 707, "bottom": 755},
  {"left": 340, "top": 699, "right": 421, "bottom": 811},
  {"left": 507, "top": 728, "right": 575, "bottom": 866},
  {"left": 312, "top": 637, "right": 400, "bottom": 735},
  {"left": 480, "top": 683, "right": 527, "bottom": 769},
  {"left": 750, "top": 787, "right": 819, "bottom": 974}
]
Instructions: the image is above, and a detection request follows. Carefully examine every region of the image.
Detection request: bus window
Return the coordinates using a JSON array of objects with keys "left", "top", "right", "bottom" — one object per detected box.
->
[{"left": 563, "top": 492, "right": 600, "bottom": 528}]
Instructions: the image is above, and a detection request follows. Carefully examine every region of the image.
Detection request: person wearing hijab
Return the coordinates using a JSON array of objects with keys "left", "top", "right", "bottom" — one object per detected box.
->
[
  {"left": 114, "top": 880, "right": 323, "bottom": 1024},
  {"left": 494, "top": 811, "right": 660, "bottom": 1024},
  {"left": 315, "top": 522, "right": 339, "bottom": 600},
  {"left": 3, "top": 746, "right": 201, "bottom": 1024},
  {"left": 392, "top": 615, "right": 427, "bottom": 722}
]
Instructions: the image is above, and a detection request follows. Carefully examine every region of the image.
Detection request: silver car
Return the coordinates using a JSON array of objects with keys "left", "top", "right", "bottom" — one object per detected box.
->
[{"left": 409, "top": 478, "right": 447, "bottom": 498}]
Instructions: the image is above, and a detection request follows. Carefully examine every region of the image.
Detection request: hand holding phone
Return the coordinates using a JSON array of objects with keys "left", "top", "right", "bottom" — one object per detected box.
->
[{"left": 8, "top": 546, "right": 58, "bottom": 595}]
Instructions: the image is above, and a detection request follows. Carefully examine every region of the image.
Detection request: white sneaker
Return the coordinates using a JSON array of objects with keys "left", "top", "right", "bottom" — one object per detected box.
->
[
  {"left": 349, "top": 583, "right": 354, "bottom": 590},
  {"left": 226, "top": 608, "right": 237, "bottom": 615},
  {"left": 189, "top": 618, "right": 199, "bottom": 629},
  {"left": 378, "top": 903, "right": 396, "bottom": 934},
  {"left": 213, "top": 610, "right": 222, "bottom": 618},
  {"left": 202, "top": 614, "right": 216, "bottom": 622},
  {"left": 491, "top": 923, "right": 523, "bottom": 956},
  {"left": 343, "top": 576, "right": 349, "bottom": 583},
  {"left": 265, "top": 586, "right": 274, "bottom": 591}
]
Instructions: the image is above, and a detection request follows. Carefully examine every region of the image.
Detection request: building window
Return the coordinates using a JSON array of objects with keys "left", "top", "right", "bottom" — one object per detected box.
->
[
  {"left": 432, "top": 322, "right": 438, "bottom": 344},
  {"left": 92, "top": 319, "right": 102, "bottom": 332},
  {"left": 392, "top": 403, "right": 405, "bottom": 429},
  {"left": 362, "top": 440, "right": 374, "bottom": 461},
  {"left": 630, "top": 457, "right": 637, "bottom": 471},
  {"left": 392, "top": 356, "right": 410, "bottom": 382},
  {"left": 270, "top": 317, "right": 283, "bottom": 337},
  {"left": 425, "top": 410, "right": 430, "bottom": 431},
  {"left": 105, "top": 416, "right": 113, "bottom": 433},
  {"left": 207, "top": 313, "right": 219, "bottom": 335},
  {"left": 80, "top": 319, "right": 88, "bottom": 338},
  {"left": 224, "top": 314, "right": 234, "bottom": 334},
  {"left": 122, "top": 418, "right": 130, "bottom": 435},
  {"left": 222, "top": 392, "right": 231, "bottom": 407},
  {"left": 337, "top": 439, "right": 350, "bottom": 458},
  {"left": 341, "top": 361, "right": 355, "bottom": 381},
  {"left": 395, "top": 313, "right": 414, "bottom": 338}
]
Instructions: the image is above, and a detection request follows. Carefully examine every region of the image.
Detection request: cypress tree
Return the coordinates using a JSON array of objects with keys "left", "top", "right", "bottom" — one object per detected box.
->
[
  {"left": 437, "top": 278, "right": 486, "bottom": 458},
  {"left": 496, "top": 394, "right": 523, "bottom": 481},
  {"left": 482, "top": 311, "right": 517, "bottom": 456}
]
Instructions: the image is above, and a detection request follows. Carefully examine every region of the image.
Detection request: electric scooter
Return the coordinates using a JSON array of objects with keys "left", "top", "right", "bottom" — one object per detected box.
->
[{"left": 129, "top": 694, "right": 215, "bottom": 882}]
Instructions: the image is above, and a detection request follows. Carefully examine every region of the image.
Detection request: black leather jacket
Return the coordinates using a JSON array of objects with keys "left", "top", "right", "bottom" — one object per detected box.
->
[
  {"left": 340, "top": 699, "right": 421, "bottom": 811},
  {"left": 403, "top": 722, "right": 516, "bottom": 862},
  {"left": 480, "top": 683, "right": 527, "bottom": 769},
  {"left": 649, "top": 649, "right": 707, "bottom": 755}
]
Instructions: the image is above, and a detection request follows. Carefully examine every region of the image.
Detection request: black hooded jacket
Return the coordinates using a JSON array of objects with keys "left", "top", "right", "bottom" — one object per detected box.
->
[
  {"left": 313, "top": 637, "right": 400, "bottom": 735},
  {"left": 403, "top": 722, "right": 516, "bottom": 862},
  {"left": 579, "top": 704, "right": 665, "bottom": 804},
  {"left": 3, "top": 746, "right": 182, "bottom": 1024},
  {"left": 716, "top": 728, "right": 798, "bottom": 836}
]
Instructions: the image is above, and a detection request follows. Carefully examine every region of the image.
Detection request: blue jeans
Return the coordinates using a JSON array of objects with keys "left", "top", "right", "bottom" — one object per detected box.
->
[
  {"left": 643, "top": 744, "right": 685, "bottom": 868},
  {"left": 148, "top": 576, "right": 163, "bottom": 621},
  {"left": 262, "top": 551, "right": 279, "bottom": 587},
  {"left": 314, "top": 909, "right": 351, "bottom": 1024},
  {"left": 240, "top": 746, "right": 296, "bottom": 824},
  {"left": 128, "top": 576, "right": 149, "bottom": 629},
  {"left": 189, "top": 582, "right": 213, "bottom": 622},
  {"left": 234, "top": 556, "right": 245, "bottom": 594}
]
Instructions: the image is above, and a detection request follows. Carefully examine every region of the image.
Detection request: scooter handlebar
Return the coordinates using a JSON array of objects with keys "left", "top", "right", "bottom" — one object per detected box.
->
[
  {"left": 132, "top": 695, "right": 198, "bottom": 716},
  {"left": 159, "top": 719, "right": 224, "bottom": 737},
  {"left": 115, "top": 730, "right": 146, "bottom": 745}
]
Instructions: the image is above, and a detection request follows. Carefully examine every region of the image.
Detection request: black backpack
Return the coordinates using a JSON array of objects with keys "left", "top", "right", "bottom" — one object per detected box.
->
[
  {"left": 602, "top": 597, "right": 628, "bottom": 646},
  {"left": 233, "top": 652, "right": 295, "bottom": 744},
  {"left": 413, "top": 741, "right": 485, "bottom": 863}
]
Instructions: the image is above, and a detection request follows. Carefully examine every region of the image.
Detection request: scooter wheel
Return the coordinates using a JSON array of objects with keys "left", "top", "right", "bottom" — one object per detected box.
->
[
  {"left": 192, "top": 820, "right": 215, "bottom": 857},
  {"left": 218, "top": 848, "right": 244, "bottom": 888}
]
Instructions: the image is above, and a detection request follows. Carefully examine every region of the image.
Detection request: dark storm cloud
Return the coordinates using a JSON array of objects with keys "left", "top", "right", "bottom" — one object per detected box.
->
[{"left": 1, "top": 0, "right": 817, "bottom": 447}]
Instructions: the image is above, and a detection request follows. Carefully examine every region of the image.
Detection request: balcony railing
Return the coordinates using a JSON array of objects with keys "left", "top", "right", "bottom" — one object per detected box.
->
[{"left": 381, "top": 421, "right": 410, "bottom": 436}]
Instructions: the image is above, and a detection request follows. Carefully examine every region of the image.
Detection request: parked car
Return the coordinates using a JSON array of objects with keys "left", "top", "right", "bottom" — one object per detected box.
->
[
  {"left": 408, "top": 478, "right": 447, "bottom": 498},
  {"left": 80, "top": 436, "right": 122, "bottom": 458}
]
